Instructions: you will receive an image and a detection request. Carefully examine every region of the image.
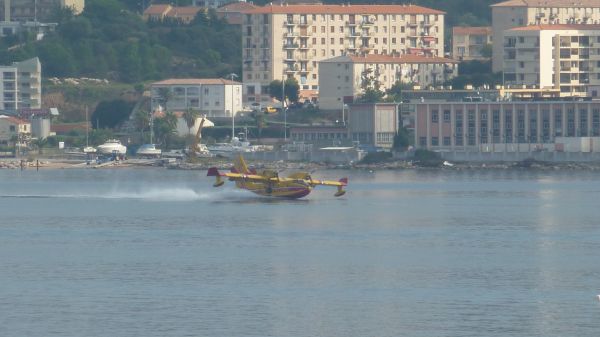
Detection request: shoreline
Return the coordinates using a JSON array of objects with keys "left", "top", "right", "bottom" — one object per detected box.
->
[{"left": 4, "top": 157, "right": 600, "bottom": 171}]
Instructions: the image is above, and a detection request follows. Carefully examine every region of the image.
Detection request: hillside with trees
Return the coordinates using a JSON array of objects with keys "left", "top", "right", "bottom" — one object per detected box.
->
[{"left": 0, "top": 0, "right": 241, "bottom": 83}]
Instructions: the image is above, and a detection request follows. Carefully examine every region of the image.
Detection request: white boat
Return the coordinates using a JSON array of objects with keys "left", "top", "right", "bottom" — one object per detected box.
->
[
  {"left": 136, "top": 144, "right": 161, "bottom": 157},
  {"left": 97, "top": 139, "right": 127, "bottom": 155},
  {"left": 83, "top": 146, "right": 97, "bottom": 153},
  {"left": 207, "top": 138, "right": 256, "bottom": 157}
]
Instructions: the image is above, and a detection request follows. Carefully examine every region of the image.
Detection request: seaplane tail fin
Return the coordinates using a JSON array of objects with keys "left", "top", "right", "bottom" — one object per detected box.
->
[
  {"left": 233, "top": 154, "right": 250, "bottom": 175},
  {"left": 207, "top": 167, "right": 225, "bottom": 187},
  {"left": 334, "top": 178, "right": 348, "bottom": 197}
]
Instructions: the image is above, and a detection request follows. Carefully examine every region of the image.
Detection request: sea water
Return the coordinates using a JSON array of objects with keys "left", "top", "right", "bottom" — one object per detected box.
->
[{"left": 1, "top": 168, "right": 600, "bottom": 337}]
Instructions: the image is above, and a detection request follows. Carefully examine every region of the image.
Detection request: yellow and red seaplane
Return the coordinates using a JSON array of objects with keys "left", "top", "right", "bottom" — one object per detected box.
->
[{"left": 207, "top": 155, "right": 348, "bottom": 198}]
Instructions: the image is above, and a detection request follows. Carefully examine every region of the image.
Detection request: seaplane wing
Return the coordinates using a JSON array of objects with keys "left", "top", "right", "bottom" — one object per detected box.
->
[{"left": 206, "top": 168, "right": 277, "bottom": 186}]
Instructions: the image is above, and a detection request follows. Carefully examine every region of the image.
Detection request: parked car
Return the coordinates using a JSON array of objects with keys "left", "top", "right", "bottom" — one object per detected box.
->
[{"left": 262, "top": 106, "right": 277, "bottom": 114}]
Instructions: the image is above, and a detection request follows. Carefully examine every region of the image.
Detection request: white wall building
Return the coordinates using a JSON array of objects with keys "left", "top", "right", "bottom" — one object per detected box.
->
[
  {"left": 503, "top": 24, "right": 600, "bottom": 98},
  {"left": 318, "top": 54, "right": 457, "bottom": 110},
  {"left": 150, "top": 78, "right": 243, "bottom": 119},
  {"left": 0, "top": 57, "right": 41, "bottom": 111},
  {"left": 491, "top": 0, "right": 600, "bottom": 72}
]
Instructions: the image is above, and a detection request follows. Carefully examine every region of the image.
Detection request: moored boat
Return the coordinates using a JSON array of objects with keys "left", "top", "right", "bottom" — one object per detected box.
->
[{"left": 97, "top": 139, "right": 127, "bottom": 155}]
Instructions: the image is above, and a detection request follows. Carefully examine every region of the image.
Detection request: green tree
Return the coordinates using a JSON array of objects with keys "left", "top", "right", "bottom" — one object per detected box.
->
[
  {"left": 32, "top": 137, "right": 48, "bottom": 154},
  {"left": 182, "top": 108, "right": 199, "bottom": 135},
  {"left": 154, "top": 111, "right": 178, "bottom": 149},
  {"left": 356, "top": 68, "right": 385, "bottom": 103},
  {"left": 393, "top": 127, "right": 411, "bottom": 151},
  {"left": 268, "top": 80, "right": 284, "bottom": 102},
  {"left": 91, "top": 99, "right": 135, "bottom": 129},
  {"left": 156, "top": 87, "right": 172, "bottom": 110}
]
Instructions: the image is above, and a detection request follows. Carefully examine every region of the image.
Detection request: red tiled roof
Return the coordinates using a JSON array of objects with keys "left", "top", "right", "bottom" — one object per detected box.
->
[
  {"left": 152, "top": 78, "right": 241, "bottom": 85},
  {"left": 324, "top": 54, "right": 457, "bottom": 64},
  {"left": 243, "top": 4, "right": 445, "bottom": 15},
  {"left": 453, "top": 26, "right": 492, "bottom": 35},
  {"left": 492, "top": 0, "right": 600, "bottom": 7},
  {"left": 509, "top": 24, "right": 600, "bottom": 31},
  {"left": 217, "top": 2, "right": 258, "bottom": 12},
  {"left": 143, "top": 4, "right": 171, "bottom": 16},
  {"left": 0, "top": 115, "right": 29, "bottom": 125},
  {"left": 168, "top": 6, "right": 204, "bottom": 17}
]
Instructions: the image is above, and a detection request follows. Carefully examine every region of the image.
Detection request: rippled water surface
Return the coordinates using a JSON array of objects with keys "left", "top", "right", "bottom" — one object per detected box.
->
[{"left": 1, "top": 168, "right": 600, "bottom": 337}]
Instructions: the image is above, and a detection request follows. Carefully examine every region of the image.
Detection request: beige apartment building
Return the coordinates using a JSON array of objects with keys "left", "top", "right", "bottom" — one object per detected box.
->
[
  {"left": 452, "top": 26, "right": 492, "bottom": 60},
  {"left": 491, "top": 0, "right": 600, "bottom": 72},
  {"left": 503, "top": 24, "right": 600, "bottom": 98},
  {"left": 241, "top": 4, "right": 445, "bottom": 103},
  {"left": 318, "top": 54, "right": 457, "bottom": 110},
  {"left": 1, "top": 0, "right": 84, "bottom": 22}
]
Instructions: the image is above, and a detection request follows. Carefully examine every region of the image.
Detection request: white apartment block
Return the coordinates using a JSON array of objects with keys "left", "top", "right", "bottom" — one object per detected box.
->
[
  {"left": 0, "top": 57, "right": 41, "bottom": 111},
  {"left": 241, "top": 4, "right": 445, "bottom": 103},
  {"left": 452, "top": 26, "right": 493, "bottom": 61},
  {"left": 503, "top": 24, "right": 600, "bottom": 98},
  {"left": 491, "top": 0, "right": 600, "bottom": 72},
  {"left": 318, "top": 54, "right": 457, "bottom": 110},
  {"left": 150, "top": 79, "right": 243, "bottom": 119}
]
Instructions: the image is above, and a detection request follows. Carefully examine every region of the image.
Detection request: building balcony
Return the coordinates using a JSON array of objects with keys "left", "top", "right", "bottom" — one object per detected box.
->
[
  {"left": 284, "top": 57, "right": 296, "bottom": 62},
  {"left": 361, "top": 19, "right": 375, "bottom": 26},
  {"left": 284, "top": 20, "right": 298, "bottom": 26},
  {"left": 408, "top": 21, "right": 418, "bottom": 26},
  {"left": 283, "top": 43, "right": 299, "bottom": 49},
  {"left": 346, "top": 21, "right": 357, "bottom": 26},
  {"left": 349, "top": 31, "right": 361, "bottom": 37},
  {"left": 284, "top": 32, "right": 299, "bottom": 38},
  {"left": 285, "top": 66, "right": 298, "bottom": 73},
  {"left": 298, "top": 19, "right": 312, "bottom": 26},
  {"left": 298, "top": 66, "right": 313, "bottom": 73},
  {"left": 422, "top": 20, "right": 435, "bottom": 26},
  {"left": 299, "top": 31, "right": 311, "bottom": 37},
  {"left": 298, "top": 44, "right": 311, "bottom": 49}
]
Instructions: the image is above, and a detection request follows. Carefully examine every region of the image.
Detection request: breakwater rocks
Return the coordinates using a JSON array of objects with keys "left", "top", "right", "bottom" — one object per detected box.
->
[{"left": 0, "top": 160, "right": 49, "bottom": 169}]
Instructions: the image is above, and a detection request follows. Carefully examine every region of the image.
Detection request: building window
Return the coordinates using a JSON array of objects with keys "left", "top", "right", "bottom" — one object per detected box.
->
[
  {"left": 431, "top": 137, "right": 439, "bottom": 146},
  {"left": 443, "top": 137, "right": 451, "bottom": 146},
  {"left": 431, "top": 110, "right": 439, "bottom": 123},
  {"left": 443, "top": 110, "right": 450, "bottom": 122},
  {"left": 419, "top": 137, "right": 427, "bottom": 146}
]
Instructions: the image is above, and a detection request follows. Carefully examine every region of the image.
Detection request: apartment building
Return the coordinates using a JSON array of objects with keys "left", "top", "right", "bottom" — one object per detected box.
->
[
  {"left": 241, "top": 4, "right": 445, "bottom": 103},
  {"left": 150, "top": 79, "right": 242, "bottom": 119},
  {"left": 0, "top": 0, "right": 84, "bottom": 22},
  {"left": 318, "top": 54, "right": 457, "bottom": 110},
  {"left": 503, "top": 24, "right": 600, "bottom": 98},
  {"left": 414, "top": 101, "right": 600, "bottom": 150},
  {"left": 193, "top": 0, "right": 242, "bottom": 9},
  {"left": 491, "top": 0, "right": 600, "bottom": 72},
  {"left": 0, "top": 57, "right": 41, "bottom": 111},
  {"left": 452, "top": 26, "right": 492, "bottom": 60}
]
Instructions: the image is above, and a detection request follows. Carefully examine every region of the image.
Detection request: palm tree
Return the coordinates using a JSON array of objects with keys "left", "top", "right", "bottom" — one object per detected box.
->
[
  {"left": 154, "top": 111, "right": 178, "bottom": 149},
  {"left": 32, "top": 137, "right": 48, "bottom": 155},
  {"left": 182, "top": 108, "right": 200, "bottom": 135},
  {"left": 156, "top": 87, "right": 172, "bottom": 110}
]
